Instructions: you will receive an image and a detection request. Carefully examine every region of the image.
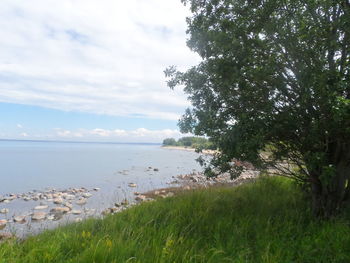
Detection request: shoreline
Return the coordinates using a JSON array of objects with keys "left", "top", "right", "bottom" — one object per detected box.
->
[{"left": 161, "top": 145, "right": 217, "bottom": 155}]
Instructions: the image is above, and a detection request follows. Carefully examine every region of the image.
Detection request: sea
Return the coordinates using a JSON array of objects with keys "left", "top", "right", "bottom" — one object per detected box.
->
[{"left": 0, "top": 139, "right": 202, "bottom": 236}]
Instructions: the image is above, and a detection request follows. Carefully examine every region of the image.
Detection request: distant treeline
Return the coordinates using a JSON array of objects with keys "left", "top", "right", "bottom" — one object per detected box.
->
[{"left": 162, "top": 137, "right": 216, "bottom": 150}]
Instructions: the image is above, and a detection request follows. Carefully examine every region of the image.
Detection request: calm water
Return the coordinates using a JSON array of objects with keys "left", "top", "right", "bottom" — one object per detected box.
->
[
  {"left": 0, "top": 140, "right": 201, "bottom": 194},
  {"left": 0, "top": 140, "right": 202, "bottom": 236}
]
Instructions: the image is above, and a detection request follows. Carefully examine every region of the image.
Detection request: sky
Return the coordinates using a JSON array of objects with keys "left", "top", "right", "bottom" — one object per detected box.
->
[{"left": 0, "top": 0, "right": 200, "bottom": 142}]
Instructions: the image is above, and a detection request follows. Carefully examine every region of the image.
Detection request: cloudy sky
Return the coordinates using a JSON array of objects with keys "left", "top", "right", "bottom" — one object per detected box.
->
[{"left": 0, "top": 0, "right": 199, "bottom": 142}]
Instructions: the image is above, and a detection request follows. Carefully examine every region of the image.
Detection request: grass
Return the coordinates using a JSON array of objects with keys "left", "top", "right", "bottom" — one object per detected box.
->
[{"left": 1, "top": 177, "right": 350, "bottom": 262}]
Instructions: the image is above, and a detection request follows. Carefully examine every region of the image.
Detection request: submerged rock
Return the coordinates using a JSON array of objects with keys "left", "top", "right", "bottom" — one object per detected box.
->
[{"left": 50, "top": 207, "right": 70, "bottom": 214}]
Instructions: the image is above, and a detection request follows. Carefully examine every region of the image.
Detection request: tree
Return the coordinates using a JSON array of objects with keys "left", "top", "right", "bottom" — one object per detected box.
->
[
  {"left": 163, "top": 138, "right": 177, "bottom": 146},
  {"left": 165, "top": 0, "right": 350, "bottom": 217}
]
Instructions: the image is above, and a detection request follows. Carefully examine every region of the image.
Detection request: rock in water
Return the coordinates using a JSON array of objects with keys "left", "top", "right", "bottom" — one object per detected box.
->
[
  {"left": 0, "top": 208, "right": 9, "bottom": 214},
  {"left": 50, "top": 207, "right": 70, "bottom": 214},
  {"left": 71, "top": 210, "right": 82, "bottom": 215},
  {"left": 0, "top": 220, "right": 7, "bottom": 230},
  {"left": 34, "top": 205, "right": 48, "bottom": 210},
  {"left": 13, "top": 216, "right": 26, "bottom": 224},
  {"left": 31, "top": 212, "right": 47, "bottom": 221},
  {"left": 76, "top": 198, "right": 87, "bottom": 206},
  {"left": 53, "top": 198, "right": 63, "bottom": 204},
  {"left": 128, "top": 183, "right": 137, "bottom": 188}
]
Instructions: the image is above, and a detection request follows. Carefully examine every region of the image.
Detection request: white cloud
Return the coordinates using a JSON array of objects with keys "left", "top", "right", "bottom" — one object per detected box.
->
[
  {"left": 20, "top": 132, "right": 28, "bottom": 137},
  {"left": 53, "top": 127, "right": 184, "bottom": 143},
  {"left": 0, "top": 0, "right": 199, "bottom": 120},
  {"left": 17, "top": 124, "right": 23, "bottom": 128}
]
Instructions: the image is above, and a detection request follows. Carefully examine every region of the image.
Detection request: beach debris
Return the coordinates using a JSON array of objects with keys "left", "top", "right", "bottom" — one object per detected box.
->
[
  {"left": 31, "top": 212, "right": 47, "bottom": 221},
  {"left": 13, "top": 216, "right": 26, "bottom": 224},
  {"left": 128, "top": 183, "right": 137, "bottom": 188},
  {"left": 0, "top": 208, "right": 9, "bottom": 214},
  {"left": 0, "top": 220, "right": 7, "bottom": 230},
  {"left": 34, "top": 205, "right": 48, "bottom": 210}
]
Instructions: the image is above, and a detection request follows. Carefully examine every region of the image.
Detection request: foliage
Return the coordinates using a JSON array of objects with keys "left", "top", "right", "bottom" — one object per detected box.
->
[
  {"left": 1, "top": 177, "right": 350, "bottom": 262},
  {"left": 162, "top": 136, "right": 216, "bottom": 150},
  {"left": 165, "top": 0, "right": 350, "bottom": 217}
]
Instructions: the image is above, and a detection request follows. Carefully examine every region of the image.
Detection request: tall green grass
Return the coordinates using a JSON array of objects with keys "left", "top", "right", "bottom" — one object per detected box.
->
[{"left": 1, "top": 177, "right": 349, "bottom": 262}]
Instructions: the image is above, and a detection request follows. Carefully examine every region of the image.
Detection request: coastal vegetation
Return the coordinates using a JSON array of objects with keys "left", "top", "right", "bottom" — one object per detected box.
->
[
  {"left": 162, "top": 136, "right": 216, "bottom": 150},
  {"left": 1, "top": 177, "right": 350, "bottom": 262},
  {"left": 166, "top": 0, "right": 350, "bottom": 217}
]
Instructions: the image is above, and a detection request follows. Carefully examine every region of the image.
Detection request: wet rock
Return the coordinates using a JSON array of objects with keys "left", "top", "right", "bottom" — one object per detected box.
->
[
  {"left": 13, "top": 216, "right": 26, "bottom": 224},
  {"left": 134, "top": 192, "right": 141, "bottom": 196},
  {"left": 153, "top": 168, "right": 159, "bottom": 172},
  {"left": 0, "top": 208, "right": 9, "bottom": 214},
  {"left": 34, "top": 205, "right": 48, "bottom": 210},
  {"left": 53, "top": 198, "right": 63, "bottom": 204},
  {"left": 0, "top": 220, "right": 7, "bottom": 230},
  {"left": 93, "top": 188, "right": 100, "bottom": 191},
  {"left": 32, "top": 212, "right": 47, "bottom": 221},
  {"left": 128, "top": 183, "right": 137, "bottom": 188},
  {"left": 47, "top": 215, "right": 55, "bottom": 221}
]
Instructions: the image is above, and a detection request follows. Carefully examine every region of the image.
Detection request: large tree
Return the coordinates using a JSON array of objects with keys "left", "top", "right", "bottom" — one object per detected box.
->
[{"left": 166, "top": 0, "right": 350, "bottom": 217}]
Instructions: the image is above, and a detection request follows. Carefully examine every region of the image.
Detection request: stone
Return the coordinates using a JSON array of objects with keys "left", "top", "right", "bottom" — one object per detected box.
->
[
  {"left": 53, "top": 198, "right": 63, "bottom": 204},
  {"left": 71, "top": 210, "right": 82, "bottom": 215},
  {"left": 135, "top": 195, "right": 147, "bottom": 202},
  {"left": 65, "top": 194, "right": 75, "bottom": 200},
  {"left": 47, "top": 215, "right": 55, "bottom": 221},
  {"left": 13, "top": 216, "right": 26, "bottom": 224},
  {"left": 50, "top": 207, "right": 70, "bottom": 214},
  {"left": 63, "top": 202, "right": 73, "bottom": 210},
  {"left": 120, "top": 199, "right": 129, "bottom": 206},
  {"left": 128, "top": 183, "right": 137, "bottom": 188},
  {"left": 82, "top": 193, "right": 92, "bottom": 198},
  {"left": 23, "top": 197, "right": 31, "bottom": 201},
  {"left": 0, "top": 232, "right": 13, "bottom": 241},
  {"left": 32, "top": 212, "right": 47, "bottom": 221},
  {"left": 153, "top": 168, "right": 159, "bottom": 172},
  {"left": 0, "top": 220, "right": 7, "bottom": 230},
  {"left": 34, "top": 205, "right": 48, "bottom": 210},
  {"left": 93, "top": 188, "right": 100, "bottom": 191},
  {"left": 75, "top": 218, "right": 83, "bottom": 223},
  {"left": 76, "top": 198, "right": 87, "bottom": 206},
  {"left": 0, "top": 208, "right": 9, "bottom": 214}
]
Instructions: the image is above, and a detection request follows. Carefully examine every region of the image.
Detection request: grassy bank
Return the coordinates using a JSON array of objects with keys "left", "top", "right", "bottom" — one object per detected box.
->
[{"left": 1, "top": 177, "right": 350, "bottom": 262}]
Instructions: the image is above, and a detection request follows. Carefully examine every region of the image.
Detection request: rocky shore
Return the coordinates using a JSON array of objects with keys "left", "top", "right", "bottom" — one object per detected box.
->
[{"left": 0, "top": 165, "right": 259, "bottom": 241}]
